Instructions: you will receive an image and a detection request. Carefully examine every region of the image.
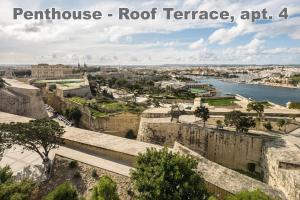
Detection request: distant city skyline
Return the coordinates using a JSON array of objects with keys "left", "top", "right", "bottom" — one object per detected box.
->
[{"left": 0, "top": 0, "right": 300, "bottom": 65}]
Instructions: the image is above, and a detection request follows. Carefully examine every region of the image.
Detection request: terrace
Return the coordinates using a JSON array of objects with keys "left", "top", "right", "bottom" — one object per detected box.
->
[{"left": 68, "top": 96, "right": 147, "bottom": 117}]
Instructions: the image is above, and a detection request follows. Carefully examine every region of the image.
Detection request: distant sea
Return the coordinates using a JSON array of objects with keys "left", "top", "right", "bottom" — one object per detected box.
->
[{"left": 193, "top": 77, "right": 300, "bottom": 106}]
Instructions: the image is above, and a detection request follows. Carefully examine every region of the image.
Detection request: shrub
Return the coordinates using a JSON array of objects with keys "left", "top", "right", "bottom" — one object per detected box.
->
[
  {"left": 42, "top": 182, "right": 78, "bottom": 200},
  {"left": 73, "top": 171, "right": 81, "bottom": 179},
  {"left": 0, "top": 166, "right": 36, "bottom": 200},
  {"left": 69, "top": 161, "right": 78, "bottom": 169},
  {"left": 131, "top": 148, "right": 208, "bottom": 200},
  {"left": 0, "top": 166, "right": 13, "bottom": 184},
  {"left": 65, "top": 107, "right": 82, "bottom": 126},
  {"left": 92, "top": 169, "right": 98, "bottom": 178},
  {"left": 0, "top": 179, "right": 35, "bottom": 200},
  {"left": 263, "top": 122, "right": 273, "bottom": 131},
  {"left": 225, "top": 189, "right": 274, "bottom": 200},
  {"left": 216, "top": 120, "right": 223, "bottom": 129},
  {"left": 125, "top": 130, "right": 136, "bottom": 140},
  {"left": 91, "top": 176, "right": 119, "bottom": 200},
  {"left": 276, "top": 119, "right": 286, "bottom": 130},
  {"left": 208, "top": 196, "right": 218, "bottom": 200}
]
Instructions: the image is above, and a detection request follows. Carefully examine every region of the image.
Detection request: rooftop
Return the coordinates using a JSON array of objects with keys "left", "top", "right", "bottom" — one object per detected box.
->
[
  {"left": 3, "top": 78, "right": 38, "bottom": 90},
  {"left": 34, "top": 79, "right": 83, "bottom": 84}
]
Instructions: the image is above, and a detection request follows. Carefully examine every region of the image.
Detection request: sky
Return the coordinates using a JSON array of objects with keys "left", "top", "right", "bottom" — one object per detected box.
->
[{"left": 0, "top": 0, "right": 300, "bottom": 65}]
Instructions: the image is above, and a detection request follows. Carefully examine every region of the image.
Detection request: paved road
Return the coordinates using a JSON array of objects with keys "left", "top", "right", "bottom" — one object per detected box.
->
[{"left": 0, "top": 145, "right": 55, "bottom": 181}]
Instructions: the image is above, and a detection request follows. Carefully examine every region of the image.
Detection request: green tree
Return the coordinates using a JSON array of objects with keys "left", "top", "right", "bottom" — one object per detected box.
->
[
  {"left": 194, "top": 106, "right": 210, "bottom": 127},
  {"left": 0, "top": 166, "right": 13, "bottom": 184},
  {"left": 216, "top": 120, "right": 223, "bottom": 129},
  {"left": 153, "top": 99, "right": 160, "bottom": 108},
  {"left": 91, "top": 176, "right": 119, "bottom": 200},
  {"left": 65, "top": 107, "right": 82, "bottom": 126},
  {"left": 0, "top": 119, "right": 65, "bottom": 174},
  {"left": 263, "top": 122, "right": 273, "bottom": 131},
  {"left": 276, "top": 119, "right": 286, "bottom": 130},
  {"left": 247, "top": 102, "right": 264, "bottom": 118},
  {"left": 170, "top": 104, "right": 181, "bottom": 122},
  {"left": 43, "top": 182, "right": 78, "bottom": 200},
  {"left": 131, "top": 148, "right": 208, "bottom": 200},
  {"left": 225, "top": 189, "right": 274, "bottom": 200},
  {"left": 0, "top": 166, "right": 35, "bottom": 200},
  {"left": 224, "top": 111, "right": 256, "bottom": 134}
]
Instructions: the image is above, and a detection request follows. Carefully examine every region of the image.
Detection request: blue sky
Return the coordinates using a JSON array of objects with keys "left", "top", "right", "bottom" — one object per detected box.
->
[{"left": 0, "top": 0, "right": 300, "bottom": 65}]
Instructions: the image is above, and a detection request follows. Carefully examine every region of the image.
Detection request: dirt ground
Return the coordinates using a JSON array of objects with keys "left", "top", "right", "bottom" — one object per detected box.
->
[
  {"left": 207, "top": 117, "right": 300, "bottom": 134},
  {"left": 36, "top": 156, "right": 133, "bottom": 200}
]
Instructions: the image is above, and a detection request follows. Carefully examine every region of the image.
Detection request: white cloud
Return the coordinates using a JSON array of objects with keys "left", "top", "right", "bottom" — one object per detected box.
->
[
  {"left": 290, "top": 28, "right": 300, "bottom": 40},
  {"left": 0, "top": 0, "right": 299, "bottom": 64},
  {"left": 237, "top": 38, "right": 264, "bottom": 55},
  {"left": 189, "top": 38, "right": 205, "bottom": 49},
  {"left": 209, "top": 19, "right": 255, "bottom": 45}
]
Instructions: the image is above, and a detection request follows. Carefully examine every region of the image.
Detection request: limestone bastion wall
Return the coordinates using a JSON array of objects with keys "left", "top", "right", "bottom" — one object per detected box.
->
[
  {"left": 137, "top": 119, "right": 264, "bottom": 174},
  {"left": 0, "top": 87, "right": 47, "bottom": 119},
  {"left": 262, "top": 140, "right": 300, "bottom": 200},
  {"left": 0, "top": 89, "right": 26, "bottom": 116},
  {"left": 45, "top": 93, "right": 140, "bottom": 137}
]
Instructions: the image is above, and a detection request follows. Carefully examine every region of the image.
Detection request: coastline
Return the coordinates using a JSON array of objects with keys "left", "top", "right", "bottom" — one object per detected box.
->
[{"left": 196, "top": 76, "right": 300, "bottom": 89}]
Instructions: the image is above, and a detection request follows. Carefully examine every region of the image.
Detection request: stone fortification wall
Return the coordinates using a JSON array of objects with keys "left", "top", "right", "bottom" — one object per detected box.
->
[
  {"left": 262, "top": 138, "right": 300, "bottom": 200},
  {"left": 138, "top": 120, "right": 265, "bottom": 173},
  {"left": 56, "top": 85, "right": 92, "bottom": 98},
  {"left": 0, "top": 89, "right": 26, "bottom": 116},
  {"left": 10, "top": 86, "right": 48, "bottom": 119},
  {"left": 46, "top": 93, "right": 140, "bottom": 137},
  {"left": 0, "top": 82, "right": 47, "bottom": 119},
  {"left": 173, "top": 142, "right": 286, "bottom": 200}
]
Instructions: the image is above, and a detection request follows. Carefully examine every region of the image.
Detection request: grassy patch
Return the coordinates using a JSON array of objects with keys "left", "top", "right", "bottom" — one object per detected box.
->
[
  {"left": 190, "top": 88, "right": 207, "bottom": 94},
  {"left": 90, "top": 109, "right": 107, "bottom": 117},
  {"left": 101, "top": 102, "right": 127, "bottom": 112},
  {"left": 68, "top": 96, "right": 146, "bottom": 117},
  {"left": 290, "top": 75, "right": 300, "bottom": 82},
  {"left": 68, "top": 97, "right": 88, "bottom": 105},
  {"left": 202, "top": 98, "right": 237, "bottom": 106}
]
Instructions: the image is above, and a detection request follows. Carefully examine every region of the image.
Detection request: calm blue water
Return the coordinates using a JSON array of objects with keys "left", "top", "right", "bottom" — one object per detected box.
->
[{"left": 194, "top": 77, "right": 300, "bottom": 106}]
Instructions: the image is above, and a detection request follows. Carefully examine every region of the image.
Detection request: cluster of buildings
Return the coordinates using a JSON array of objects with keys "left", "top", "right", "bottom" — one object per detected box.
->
[
  {"left": 262, "top": 73, "right": 300, "bottom": 87},
  {"left": 0, "top": 64, "right": 300, "bottom": 200},
  {"left": 31, "top": 64, "right": 77, "bottom": 79},
  {"left": 30, "top": 64, "right": 92, "bottom": 98}
]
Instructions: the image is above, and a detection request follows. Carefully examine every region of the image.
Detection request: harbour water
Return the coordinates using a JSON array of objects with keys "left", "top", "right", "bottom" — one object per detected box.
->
[{"left": 194, "top": 77, "right": 300, "bottom": 106}]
